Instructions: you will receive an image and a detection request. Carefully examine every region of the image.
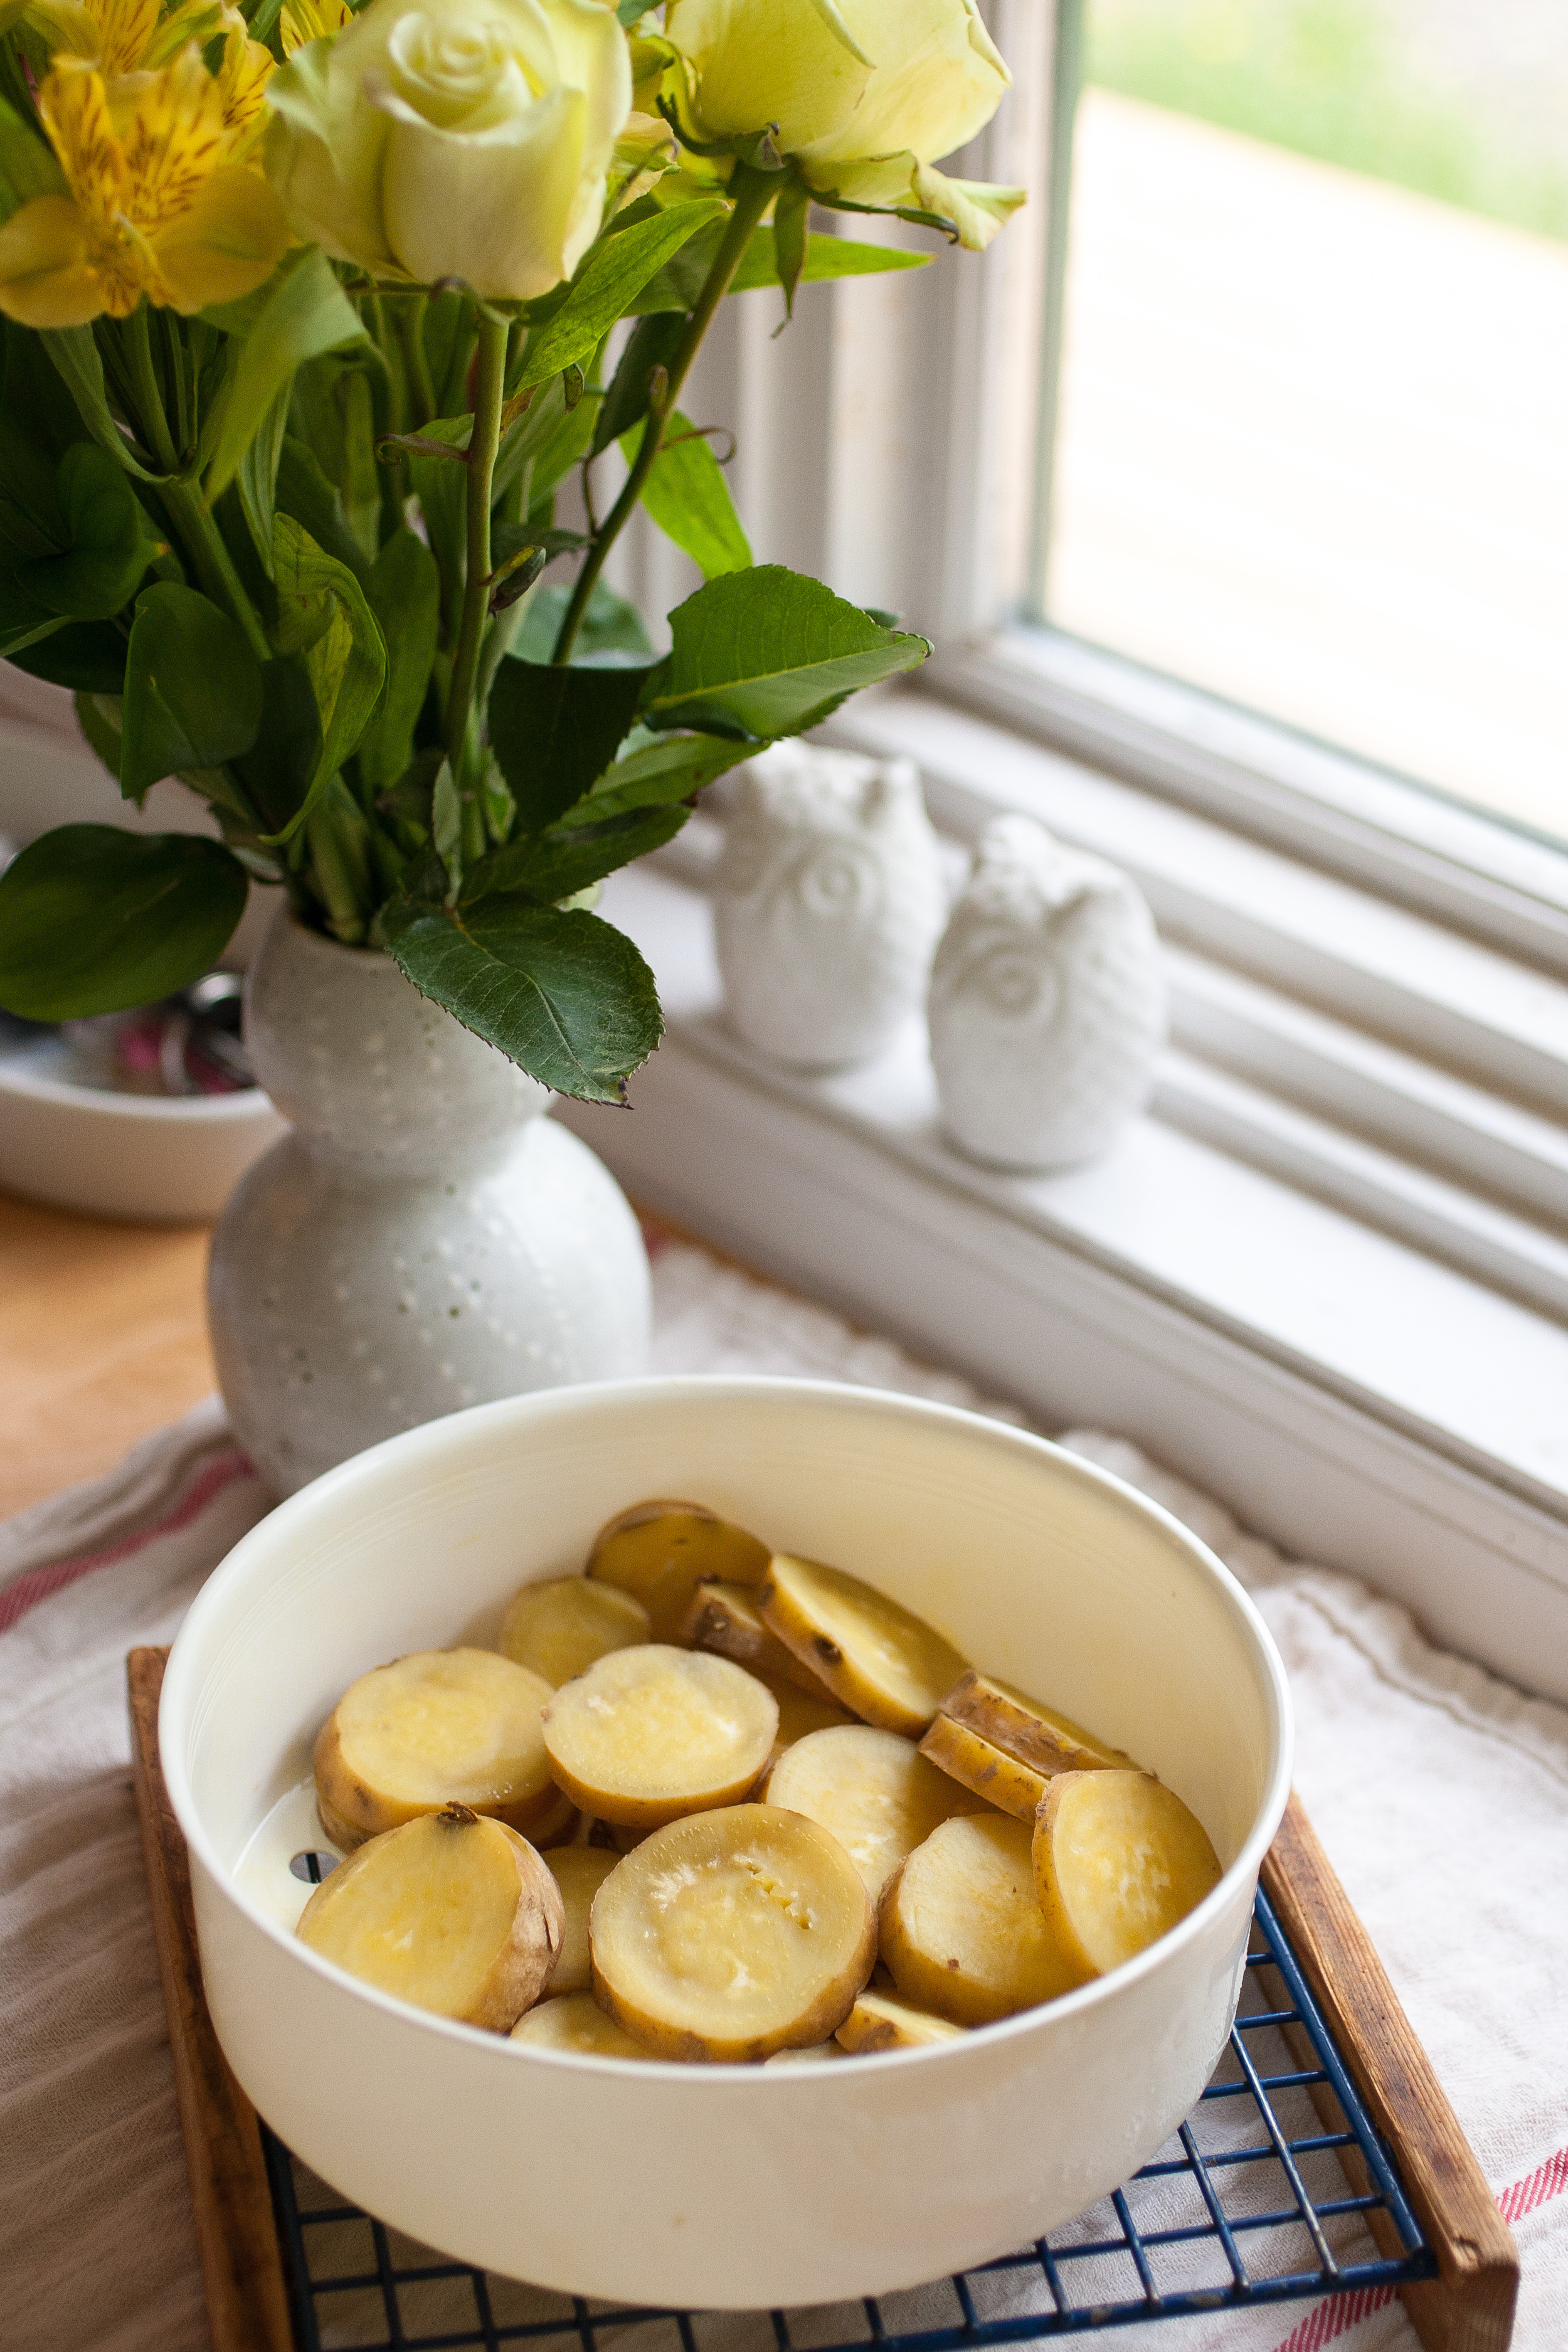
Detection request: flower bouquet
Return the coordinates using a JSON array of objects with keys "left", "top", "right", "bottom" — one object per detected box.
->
[{"left": 0, "top": 0, "right": 1020, "bottom": 1103}]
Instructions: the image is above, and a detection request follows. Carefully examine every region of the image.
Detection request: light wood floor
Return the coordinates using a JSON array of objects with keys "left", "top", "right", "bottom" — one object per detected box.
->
[{"left": 0, "top": 1189, "right": 216, "bottom": 1518}]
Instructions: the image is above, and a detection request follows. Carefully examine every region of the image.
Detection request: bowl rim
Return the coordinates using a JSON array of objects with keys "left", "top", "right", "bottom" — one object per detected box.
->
[
  {"left": 161, "top": 1373, "right": 1295, "bottom": 2080},
  {"left": 0, "top": 1059, "right": 275, "bottom": 1121}
]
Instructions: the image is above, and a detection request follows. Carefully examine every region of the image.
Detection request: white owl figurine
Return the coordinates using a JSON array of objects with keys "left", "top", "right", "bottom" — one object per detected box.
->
[
  {"left": 712, "top": 741, "right": 948, "bottom": 1070},
  {"left": 928, "top": 815, "right": 1165, "bottom": 1170}
]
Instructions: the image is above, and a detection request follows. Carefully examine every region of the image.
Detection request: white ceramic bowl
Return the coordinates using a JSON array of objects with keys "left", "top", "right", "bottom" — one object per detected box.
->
[
  {"left": 161, "top": 1377, "right": 1292, "bottom": 2311},
  {"left": 0, "top": 1054, "right": 285, "bottom": 1220}
]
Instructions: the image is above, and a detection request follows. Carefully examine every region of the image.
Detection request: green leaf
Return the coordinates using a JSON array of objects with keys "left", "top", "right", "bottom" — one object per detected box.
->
[
  {"left": 6, "top": 619, "right": 125, "bottom": 694},
  {"left": 232, "top": 657, "right": 322, "bottom": 838},
  {"left": 275, "top": 434, "right": 373, "bottom": 585},
  {"left": 18, "top": 443, "right": 160, "bottom": 619},
  {"left": 205, "top": 252, "right": 365, "bottom": 502},
  {"left": 267, "top": 513, "right": 388, "bottom": 840},
  {"left": 0, "top": 825, "right": 248, "bottom": 1020},
  {"left": 591, "top": 311, "right": 684, "bottom": 459},
  {"left": 0, "top": 96, "right": 65, "bottom": 224},
  {"left": 357, "top": 527, "right": 440, "bottom": 790},
  {"left": 234, "top": 383, "right": 290, "bottom": 572},
  {"left": 431, "top": 755, "right": 464, "bottom": 894},
  {"left": 630, "top": 226, "right": 930, "bottom": 314},
  {"left": 74, "top": 689, "right": 122, "bottom": 780},
  {"left": 120, "top": 584, "right": 264, "bottom": 806},
  {"left": 381, "top": 898, "right": 662, "bottom": 1103},
  {"left": 623, "top": 410, "right": 751, "bottom": 579},
  {"left": 772, "top": 178, "right": 811, "bottom": 322},
  {"left": 40, "top": 327, "right": 160, "bottom": 480},
  {"left": 517, "top": 580, "right": 653, "bottom": 667},
  {"left": 514, "top": 200, "right": 725, "bottom": 391},
  {"left": 462, "top": 804, "right": 688, "bottom": 905},
  {"left": 403, "top": 413, "right": 469, "bottom": 635},
  {"left": 559, "top": 729, "right": 758, "bottom": 824},
  {"left": 487, "top": 654, "right": 652, "bottom": 834},
  {"left": 641, "top": 565, "right": 930, "bottom": 739}
]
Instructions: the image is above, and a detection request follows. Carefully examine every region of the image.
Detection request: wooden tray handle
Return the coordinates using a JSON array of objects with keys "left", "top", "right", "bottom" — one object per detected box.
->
[{"left": 1260, "top": 1791, "right": 1517, "bottom": 2352}]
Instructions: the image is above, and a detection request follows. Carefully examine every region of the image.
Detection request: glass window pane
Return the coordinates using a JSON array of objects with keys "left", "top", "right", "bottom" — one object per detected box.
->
[{"left": 1042, "top": 1, "right": 1568, "bottom": 847}]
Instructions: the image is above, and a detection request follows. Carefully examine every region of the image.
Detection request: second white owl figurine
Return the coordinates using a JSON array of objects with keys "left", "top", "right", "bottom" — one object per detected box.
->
[
  {"left": 928, "top": 815, "right": 1166, "bottom": 1170},
  {"left": 713, "top": 741, "right": 947, "bottom": 1069}
]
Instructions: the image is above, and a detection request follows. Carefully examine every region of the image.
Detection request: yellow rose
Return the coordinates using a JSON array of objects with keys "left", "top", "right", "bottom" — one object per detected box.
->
[
  {"left": 663, "top": 0, "right": 1024, "bottom": 250},
  {"left": 265, "top": 0, "right": 632, "bottom": 300}
]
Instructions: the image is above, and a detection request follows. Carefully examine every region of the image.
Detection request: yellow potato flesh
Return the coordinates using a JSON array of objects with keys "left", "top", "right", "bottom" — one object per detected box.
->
[
  {"left": 1033, "top": 1771, "right": 1222, "bottom": 1978},
  {"left": 945, "top": 1670, "right": 1136, "bottom": 1778},
  {"left": 836, "top": 1988, "right": 968, "bottom": 2053},
  {"left": 765, "top": 1724, "right": 989, "bottom": 1902},
  {"left": 297, "top": 1807, "right": 563, "bottom": 2031},
  {"left": 511, "top": 1991, "right": 657, "bottom": 2060},
  {"left": 590, "top": 1804, "right": 876, "bottom": 2062},
  {"left": 499, "top": 1576, "right": 650, "bottom": 1687},
  {"left": 542, "top": 1846, "right": 620, "bottom": 1994},
  {"left": 315, "top": 1648, "right": 556, "bottom": 1848},
  {"left": 918, "top": 1712, "right": 1047, "bottom": 1821},
  {"left": 881, "top": 1813, "right": 1086, "bottom": 2025},
  {"left": 757, "top": 1673, "right": 856, "bottom": 1776},
  {"left": 588, "top": 1500, "right": 771, "bottom": 1640},
  {"left": 760, "top": 1555, "right": 968, "bottom": 1736},
  {"left": 541, "top": 1644, "right": 778, "bottom": 1828}
]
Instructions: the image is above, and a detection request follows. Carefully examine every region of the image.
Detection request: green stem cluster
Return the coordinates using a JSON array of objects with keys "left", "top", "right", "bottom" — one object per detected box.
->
[{"left": 549, "top": 162, "right": 780, "bottom": 666}]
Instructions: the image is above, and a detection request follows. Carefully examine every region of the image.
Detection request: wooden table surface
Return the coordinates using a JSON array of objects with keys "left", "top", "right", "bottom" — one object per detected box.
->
[{"left": 0, "top": 1187, "right": 216, "bottom": 1519}]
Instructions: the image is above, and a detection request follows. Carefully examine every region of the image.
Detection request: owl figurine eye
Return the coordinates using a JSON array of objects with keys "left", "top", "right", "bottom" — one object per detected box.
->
[
  {"left": 713, "top": 742, "right": 948, "bottom": 1071},
  {"left": 928, "top": 816, "right": 1166, "bottom": 1170}
]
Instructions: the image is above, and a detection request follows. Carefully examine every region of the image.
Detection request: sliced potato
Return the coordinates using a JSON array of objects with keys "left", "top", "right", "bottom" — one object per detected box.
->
[
  {"left": 757, "top": 1672, "right": 856, "bottom": 1776},
  {"left": 836, "top": 1987, "right": 968, "bottom": 2054},
  {"left": 511, "top": 1991, "right": 659, "bottom": 2060},
  {"left": 1033, "top": 1771, "right": 1222, "bottom": 1978},
  {"left": 541, "top": 1846, "right": 620, "bottom": 1994},
  {"left": 499, "top": 1576, "right": 650, "bottom": 1687},
  {"left": 880, "top": 1813, "right": 1085, "bottom": 2025},
  {"left": 943, "top": 1669, "right": 1137, "bottom": 1778},
  {"left": 296, "top": 1804, "right": 563, "bottom": 2030},
  {"left": 541, "top": 1644, "right": 778, "bottom": 1828},
  {"left": 759, "top": 1555, "right": 968, "bottom": 1736},
  {"left": 765, "top": 1724, "right": 989, "bottom": 1902},
  {"left": 681, "top": 1579, "right": 844, "bottom": 1703},
  {"left": 762, "top": 2042, "right": 848, "bottom": 2067},
  {"left": 588, "top": 1500, "right": 771, "bottom": 1640},
  {"left": 590, "top": 1803, "right": 876, "bottom": 2062},
  {"left": 918, "top": 1712, "right": 1047, "bottom": 1822},
  {"left": 315, "top": 1648, "right": 556, "bottom": 1850},
  {"left": 527, "top": 1784, "right": 582, "bottom": 1850}
]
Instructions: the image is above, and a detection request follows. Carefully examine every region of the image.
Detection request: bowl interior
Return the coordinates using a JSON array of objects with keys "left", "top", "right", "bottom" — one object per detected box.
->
[{"left": 169, "top": 1379, "right": 1287, "bottom": 1907}]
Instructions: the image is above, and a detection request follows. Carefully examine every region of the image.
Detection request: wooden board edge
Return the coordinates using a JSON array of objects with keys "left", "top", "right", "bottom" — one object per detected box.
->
[
  {"left": 129, "top": 1646, "right": 297, "bottom": 2352},
  {"left": 1259, "top": 1791, "right": 1517, "bottom": 2352}
]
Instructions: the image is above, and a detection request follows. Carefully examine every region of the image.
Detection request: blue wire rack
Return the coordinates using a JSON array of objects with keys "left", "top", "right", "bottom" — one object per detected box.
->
[{"left": 258, "top": 1887, "right": 1435, "bottom": 2351}]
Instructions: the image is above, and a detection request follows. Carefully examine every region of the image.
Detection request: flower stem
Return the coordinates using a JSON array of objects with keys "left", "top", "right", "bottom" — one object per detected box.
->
[
  {"left": 443, "top": 310, "right": 509, "bottom": 768},
  {"left": 550, "top": 162, "right": 778, "bottom": 667},
  {"left": 125, "top": 305, "right": 273, "bottom": 666}
]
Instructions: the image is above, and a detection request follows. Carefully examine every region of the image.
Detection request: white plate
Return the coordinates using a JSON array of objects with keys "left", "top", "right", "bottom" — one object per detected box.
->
[{"left": 160, "top": 1375, "right": 1293, "bottom": 2309}]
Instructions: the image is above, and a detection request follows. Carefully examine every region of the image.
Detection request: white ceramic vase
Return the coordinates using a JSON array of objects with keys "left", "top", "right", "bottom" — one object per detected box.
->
[
  {"left": 208, "top": 911, "right": 650, "bottom": 1496},
  {"left": 928, "top": 815, "right": 1166, "bottom": 1170},
  {"left": 712, "top": 741, "right": 947, "bottom": 1069}
]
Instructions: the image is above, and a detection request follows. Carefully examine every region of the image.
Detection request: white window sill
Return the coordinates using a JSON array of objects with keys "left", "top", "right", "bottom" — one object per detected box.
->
[{"left": 559, "top": 837, "right": 1568, "bottom": 1710}]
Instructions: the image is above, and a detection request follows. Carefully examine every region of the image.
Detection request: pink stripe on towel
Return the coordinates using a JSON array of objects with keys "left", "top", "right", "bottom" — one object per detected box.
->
[{"left": 0, "top": 1448, "right": 257, "bottom": 1636}]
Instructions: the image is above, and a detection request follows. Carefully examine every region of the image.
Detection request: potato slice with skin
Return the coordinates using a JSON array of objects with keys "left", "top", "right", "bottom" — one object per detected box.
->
[
  {"left": 681, "top": 1579, "right": 845, "bottom": 1703},
  {"left": 315, "top": 1649, "right": 556, "bottom": 1851},
  {"left": 765, "top": 1724, "right": 990, "bottom": 1902},
  {"left": 297, "top": 1804, "right": 563, "bottom": 2031},
  {"left": 541, "top": 1846, "right": 620, "bottom": 1994},
  {"left": 499, "top": 1576, "right": 650, "bottom": 1687},
  {"left": 590, "top": 1803, "right": 876, "bottom": 2062},
  {"left": 881, "top": 1813, "right": 1086, "bottom": 2025},
  {"left": 836, "top": 1987, "right": 968, "bottom": 2053},
  {"left": 541, "top": 1645, "right": 778, "bottom": 1828},
  {"left": 763, "top": 2041, "right": 847, "bottom": 2067},
  {"left": 919, "top": 1712, "right": 1047, "bottom": 1821},
  {"left": 943, "top": 1669, "right": 1137, "bottom": 1778},
  {"left": 511, "top": 1991, "right": 658, "bottom": 2060},
  {"left": 588, "top": 1500, "right": 771, "bottom": 1640},
  {"left": 1034, "top": 1771, "right": 1222, "bottom": 1978},
  {"left": 760, "top": 1556, "right": 968, "bottom": 1736}
]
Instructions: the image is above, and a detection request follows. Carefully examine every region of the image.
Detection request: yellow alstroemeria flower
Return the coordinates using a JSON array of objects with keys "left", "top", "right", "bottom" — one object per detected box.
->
[
  {"left": 0, "top": 49, "right": 289, "bottom": 325},
  {"left": 19, "top": 0, "right": 274, "bottom": 146},
  {"left": 278, "top": 0, "right": 352, "bottom": 59}
]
